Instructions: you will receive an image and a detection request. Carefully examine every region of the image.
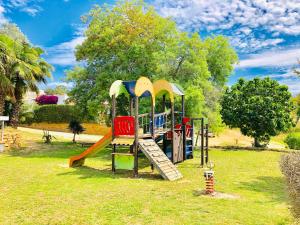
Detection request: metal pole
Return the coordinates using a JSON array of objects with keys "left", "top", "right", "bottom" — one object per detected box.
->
[
  {"left": 181, "top": 95, "right": 186, "bottom": 160},
  {"left": 151, "top": 96, "right": 155, "bottom": 139},
  {"left": 130, "top": 96, "right": 134, "bottom": 116},
  {"left": 111, "top": 95, "right": 116, "bottom": 172},
  {"left": 162, "top": 95, "right": 166, "bottom": 129},
  {"left": 201, "top": 118, "right": 204, "bottom": 167},
  {"left": 112, "top": 95, "right": 116, "bottom": 138},
  {"left": 181, "top": 95, "right": 185, "bottom": 119},
  {"left": 205, "top": 123, "right": 209, "bottom": 164},
  {"left": 171, "top": 102, "right": 175, "bottom": 163},
  {"left": 134, "top": 96, "right": 139, "bottom": 177}
]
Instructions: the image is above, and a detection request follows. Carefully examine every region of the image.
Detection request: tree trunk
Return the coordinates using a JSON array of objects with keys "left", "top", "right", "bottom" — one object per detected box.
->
[
  {"left": 73, "top": 133, "right": 76, "bottom": 143},
  {"left": 10, "top": 99, "right": 22, "bottom": 128},
  {"left": 10, "top": 81, "right": 23, "bottom": 128},
  {"left": 0, "top": 92, "right": 5, "bottom": 116},
  {"left": 254, "top": 137, "right": 261, "bottom": 147}
]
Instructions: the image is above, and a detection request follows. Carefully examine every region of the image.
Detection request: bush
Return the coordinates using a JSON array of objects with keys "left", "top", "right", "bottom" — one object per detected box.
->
[
  {"left": 36, "top": 95, "right": 58, "bottom": 105},
  {"left": 26, "top": 105, "right": 81, "bottom": 123},
  {"left": 285, "top": 132, "right": 300, "bottom": 150},
  {"left": 280, "top": 153, "right": 300, "bottom": 219}
]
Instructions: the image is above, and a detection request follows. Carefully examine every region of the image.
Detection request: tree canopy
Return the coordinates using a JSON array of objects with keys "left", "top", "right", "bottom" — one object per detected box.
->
[
  {"left": 45, "top": 85, "right": 68, "bottom": 95},
  {"left": 0, "top": 22, "right": 52, "bottom": 126},
  {"left": 291, "top": 93, "right": 300, "bottom": 124},
  {"left": 67, "top": 0, "right": 238, "bottom": 130},
  {"left": 221, "top": 77, "right": 294, "bottom": 147}
]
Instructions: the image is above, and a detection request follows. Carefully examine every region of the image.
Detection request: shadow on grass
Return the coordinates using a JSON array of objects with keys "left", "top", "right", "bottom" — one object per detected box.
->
[
  {"left": 7, "top": 142, "right": 114, "bottom": 160},
  {"left": 58, "top": 165, "right": 163, "bottom": 181},
  {"left": 238, "top": 176, "right": 288, "bottom": 203},
  {"left": 7, "top": 142, "right": 157, "bottom": 170}
]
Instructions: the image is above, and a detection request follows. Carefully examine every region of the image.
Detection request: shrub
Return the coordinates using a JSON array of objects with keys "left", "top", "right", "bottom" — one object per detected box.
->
[
  {"left": 285, "top": 132, "right": 300, "bottom": 150},
  {"left": 25, "top": 105, "right": 81, "bottom": 124},
  {"left": 36, "top": 95, "right": 58, "bottom": 105},
  {"left": 280, "top": 153, "right": 300, "bottom": 219},
  {"left": 68, "top": 120, "right": 85, "bottom": 143}
]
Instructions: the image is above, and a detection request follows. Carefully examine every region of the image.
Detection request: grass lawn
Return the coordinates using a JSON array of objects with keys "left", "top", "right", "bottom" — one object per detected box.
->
[{"left": 0, "top": 131, "right": 294, "bottom": 225}]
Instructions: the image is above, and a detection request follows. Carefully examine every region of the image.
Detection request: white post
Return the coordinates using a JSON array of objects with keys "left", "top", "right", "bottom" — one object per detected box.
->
[{"left": 0, "top": 116, "right": 9, "bottom": 143}]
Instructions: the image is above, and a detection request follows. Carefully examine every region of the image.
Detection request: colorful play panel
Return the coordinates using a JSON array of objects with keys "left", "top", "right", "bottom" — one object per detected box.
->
[{"left": 69, "top": 77, "right": 209, "bottom": 180}]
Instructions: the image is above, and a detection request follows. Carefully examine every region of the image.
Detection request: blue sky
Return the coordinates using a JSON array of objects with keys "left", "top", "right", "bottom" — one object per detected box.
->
[{"left": 1, "top": 0, "right": 300, "bottom": 94}]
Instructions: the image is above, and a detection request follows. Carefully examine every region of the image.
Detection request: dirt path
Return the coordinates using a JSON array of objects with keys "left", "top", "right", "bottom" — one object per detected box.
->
[{"left": 17, "top": 127, "right": 103, "bottom": 143}]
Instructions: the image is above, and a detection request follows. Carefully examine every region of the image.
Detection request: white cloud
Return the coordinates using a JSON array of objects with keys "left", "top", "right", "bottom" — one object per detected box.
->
[
  {"left": 20, "top": 5, "right": 42, "bottom": 16},
  {"left": 278, "top": 78, "right": 300, "bottom": 96},
  {"left": 45, "top": 36, "right": 85, "bottom": 66},
  {"left": 0, "top": 5, "right": 7, "bottom": 24},
  {"left": 5, "top": 0, "right": 43, "bottom": 16},
  {"left": 230, "top": 36, "right": 284, "bottom": 53},
  {"left": 153, "top": 0, "right": 300, "bottom": 52},
  {"left": 238, "top": 48, "right": 300, "bottom": 68},
  {"left": 267, "top": 71, "right": 296, "bottom": 79}
]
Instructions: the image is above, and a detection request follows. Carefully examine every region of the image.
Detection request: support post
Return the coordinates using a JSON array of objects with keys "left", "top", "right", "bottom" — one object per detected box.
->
[
  {"left": 162, "top": 95, "right": 166, "bottom": 129},
  {"left": 181, "top": 95, "right": 186, "bottom": 161},
  {"left": 112, "top": 144, "right": 116, "bottom": 172},
  {"left": 191, "top": 119, "right": 195, "bottom": 150},
  {"left": 181, "top": 95, "right": 185, "bottom": 120},
  {"left": 111, "top": 95, "right": 116, "bottom": 172},
  {"left": 162, "top": 95, "right": 166, "bottom": 111},
  {"left": 201, "top": 118, "right": 204, "bottom": 167},
  {"left": 151, "top": 96, "right": 155, "bottom": 139},
  {"left": 205, "top": 123, "right": 209, "bottom": 164},
  {"left": 171, "top": 102, "right": 175, "bottom": 163},
  {"left": 134, "top": 96, "right": 139, "bottom": 177},
  {"left": 130, "top": 97, "right": 134, "bottom": 116}
]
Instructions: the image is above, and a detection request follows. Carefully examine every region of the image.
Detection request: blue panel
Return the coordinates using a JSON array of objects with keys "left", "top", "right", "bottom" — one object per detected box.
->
[{"left": 123, "top": 81, "right": 152, "bottom": 98}]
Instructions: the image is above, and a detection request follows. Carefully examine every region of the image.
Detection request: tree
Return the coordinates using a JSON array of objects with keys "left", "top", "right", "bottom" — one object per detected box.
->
[
  {"left": 0, "top": 23, "right": 52, "bottom": 126},
  {"left": 0, "top": 23, "right": 28, "bottom": 43},
  {"left": 10, "top": 43, "right": 52, "bottom": 127},
  {"left": 67, "top": 0, "right": 238, "bottom": 129},
  {"left": 221, "top": 77, "right": 294, "bottom": 147},
  {"left": 68, "top": 120, "right": 85, "bottom": 143},
  {"left": 45, "top": 85, "right": 68, "bottom": 95},
  {"left": 204, "top": 36, "right": 239, "bottom": 87},
  {"left": 291, "top": 94, "right": 300, "bottom": 124},
  {"left": 0, "top": 34, "right": 17, "bottom": 115}
]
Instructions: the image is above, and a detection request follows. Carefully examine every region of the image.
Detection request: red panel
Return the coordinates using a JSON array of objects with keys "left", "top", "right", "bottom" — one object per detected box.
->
[
  {"left": 175, "top": 118, "right": 192, "bottom": 138},
  {"left": 182, "top": 117, "right": 190, "bottom": 125},
  {"left": 114, "top": 116, "right": 135, "bottom": 136}
]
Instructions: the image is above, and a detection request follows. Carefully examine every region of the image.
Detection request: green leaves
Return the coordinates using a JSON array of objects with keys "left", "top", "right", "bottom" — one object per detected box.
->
[
  {"left": 221, "top": 77, "right": 294, "bottom": 146},
  {"left": 67, "top": 0, "right": 238, "bottom": 129},
  {"left": 0, "top": 23, "right": 53, "bottom": 123}
]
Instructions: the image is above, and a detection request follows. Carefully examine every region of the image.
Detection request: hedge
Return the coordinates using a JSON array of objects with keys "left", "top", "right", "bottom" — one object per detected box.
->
[
  {"left": 285, "top": 132, "right": 300, "bottom": 150},
  {"left": 26, "top": 105, "right": 81, "bottom": 123},
  {"left": 280, "top": 153, "right": 300, "bottom": 219}
]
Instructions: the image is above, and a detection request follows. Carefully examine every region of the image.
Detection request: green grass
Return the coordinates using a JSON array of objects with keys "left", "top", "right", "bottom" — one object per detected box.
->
[{"left": 0, "top": 140, "right": 294, "bottom": 224}]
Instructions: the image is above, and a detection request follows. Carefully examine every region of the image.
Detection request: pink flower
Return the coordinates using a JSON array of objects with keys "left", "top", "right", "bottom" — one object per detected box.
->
[{"left": 36, "top": 95, "right": 58, "bottom": 105}]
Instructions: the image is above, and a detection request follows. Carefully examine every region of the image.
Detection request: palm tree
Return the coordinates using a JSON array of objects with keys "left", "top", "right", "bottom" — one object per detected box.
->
[
  {"left": 0, "top": 34, "right": 17, "bottom": 115},
  {"left": 10, "top": 44, "right": 52, "bottom": 127},
  {"left": 68, "top": 120, "right": 85, "bottom": 143}
]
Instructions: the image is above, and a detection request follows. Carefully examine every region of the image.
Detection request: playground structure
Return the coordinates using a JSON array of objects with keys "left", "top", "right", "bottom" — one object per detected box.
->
[{"left": 69, "top": 77, "right": 209, "bottom": 181}]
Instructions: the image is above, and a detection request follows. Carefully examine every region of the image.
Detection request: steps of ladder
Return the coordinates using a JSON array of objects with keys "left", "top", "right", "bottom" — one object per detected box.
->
[{"left": 139, "top": 139, "right": 183, "bottom": 181}]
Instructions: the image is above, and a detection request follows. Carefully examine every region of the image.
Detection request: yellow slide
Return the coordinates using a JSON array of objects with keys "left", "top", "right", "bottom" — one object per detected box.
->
[{"left": 69, "top": 128, "right": 112, "bottom": 167}]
